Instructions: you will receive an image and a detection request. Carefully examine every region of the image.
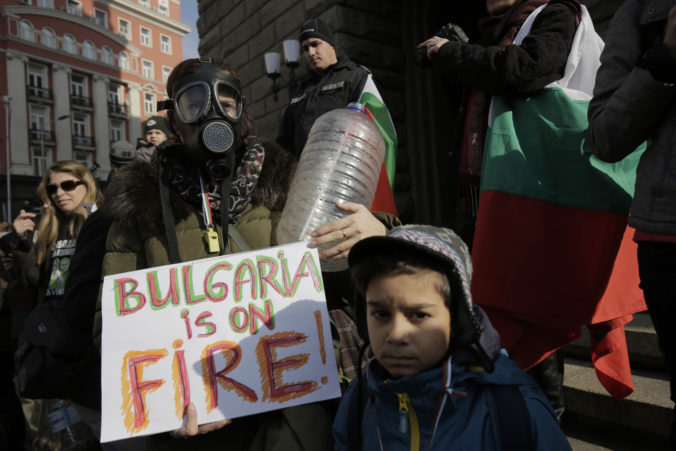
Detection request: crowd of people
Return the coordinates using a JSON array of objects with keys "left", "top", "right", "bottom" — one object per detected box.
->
[{"left": 0, "top": 0, "right": 674, "bottom": 449}]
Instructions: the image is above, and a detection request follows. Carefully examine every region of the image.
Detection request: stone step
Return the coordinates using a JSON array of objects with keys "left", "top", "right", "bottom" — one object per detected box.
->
[
  {"left": 562, "top": 357, "right": 672, "bottom": 449},
  {"left": 565, "top": 311, "right": 666, "bottom": 371}
]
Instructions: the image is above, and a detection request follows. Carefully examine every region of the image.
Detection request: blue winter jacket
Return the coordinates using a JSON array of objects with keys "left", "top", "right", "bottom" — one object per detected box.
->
[{"left": 333, "top": 353, "right": 571, "bottom": 450}]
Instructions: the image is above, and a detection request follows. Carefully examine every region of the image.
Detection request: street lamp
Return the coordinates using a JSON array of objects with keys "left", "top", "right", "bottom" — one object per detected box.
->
[
  {"left": 2, "top": 96, "right": 10, "bottom": 221},
  {"left": 38, "top": 113, "right": 69, "bottom": 176},
  {"left": 264, "top": 39, "right": 301, "bottom": 101}
]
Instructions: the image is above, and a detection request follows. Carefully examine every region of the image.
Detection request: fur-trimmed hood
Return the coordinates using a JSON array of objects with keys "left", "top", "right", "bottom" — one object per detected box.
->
[{"left": 102, "top": 138, "right": 296, "bottom": 237}]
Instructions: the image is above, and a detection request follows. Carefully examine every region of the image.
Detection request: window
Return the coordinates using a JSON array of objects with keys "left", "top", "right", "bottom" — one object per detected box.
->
[
  {"left": 118, "top": 52, "right": 129, "bottom": 71},
  {"left": 67, "top": 0, "right": 82, "bottom": 16},
  {"left": 37, "top": 0, "right": 53, "bottom": 7},
  {"left": 160, "top": 34, "right": 171, "bottom": 54},
  {"left": 33, "top": 146, "right": 50, "bottom": 177},
  {"left": 72, "top": 113, "right": 87, "bottom": 136},
  {"left": 110, "top": 120, "right": 124, "bottom": 142},
  {"left": 139, "top": 0, "right": 149, "bottom": 7},
  {"left": 144, "top": 93, "right": 156, "bottom": 114},
  {"left": 101, "top": 46, "right": 113, "bottom": 65},
  {"left": 83, "top": 40, "right": 95, "bottom": 60},
  {"left": 108, "top": 85, "right": 121, "bottom": 104},
  {"left": 63, "top": 34, "right": 76, "bottom": 54},
  {"left": 28, "top": 64, "right": 46, "bottom": 89},
  {"left": 142, "top": 60, "right": 153, "bottom": 79},
  {"left": 118, "top": 18, "right": 130, "bottom": 39},
  {"left": 29, "top": 105, "right": 48, "bottom": 132},
  {"left": 41, "top": 27, "right": 55, "bottom": 48},
  {"left": 70, "top": 74, "right": 86, "bottom": 97},
  {"left": 73, "top": 151, "right": 90, "bottom": 165},
  {"left": 158, "top": 0, "right": 169, "bottom": 16},
  {"left": 19, "top": 20, "right": 34, "bottom": 42},
  {"left": 140, "top": 27, "right": 151, "bottom": 47},
  {"left": 162, "top": 66, "right": 171, "bottom": 83},
  {"left": 94, "top": 9, "right": 108, "bottom": 28}
]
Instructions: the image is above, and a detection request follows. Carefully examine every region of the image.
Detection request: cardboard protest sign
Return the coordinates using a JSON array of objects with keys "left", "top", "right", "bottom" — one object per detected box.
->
[{"left": 100, "top": 242, "right": 341, "bottom": 442}]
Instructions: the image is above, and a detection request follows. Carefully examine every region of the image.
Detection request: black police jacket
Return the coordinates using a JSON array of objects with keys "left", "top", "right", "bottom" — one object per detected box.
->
[{"left": 275, "top": 55, "right": 370, "bottom": 159}]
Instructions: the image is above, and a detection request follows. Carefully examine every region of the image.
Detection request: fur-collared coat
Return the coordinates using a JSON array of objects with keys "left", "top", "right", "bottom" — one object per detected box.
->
[{"left": 93, "top": 138, "right": 296, "bottom": 348}]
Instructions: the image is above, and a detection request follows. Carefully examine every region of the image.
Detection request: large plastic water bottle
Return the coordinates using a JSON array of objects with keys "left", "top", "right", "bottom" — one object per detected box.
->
[
  {"left": 44, "top": 399, "right": 98, "bottom": 450},
  {"left": 277, "top": 103, "right": 386, "bottom": 271}
]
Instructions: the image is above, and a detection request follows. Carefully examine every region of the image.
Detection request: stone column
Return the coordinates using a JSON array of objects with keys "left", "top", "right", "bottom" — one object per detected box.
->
[
  {"left": 127, "top": 82, "right": 142, "bottom": 143},
  {"left": 52, "top": 64, "right": 72, "bottom": 161},
  {"left": 6, "top": 51, "right": 30, "bottom": 174},
  {"left": 93, "top": 74, "right": 110, "bottom": 174}
]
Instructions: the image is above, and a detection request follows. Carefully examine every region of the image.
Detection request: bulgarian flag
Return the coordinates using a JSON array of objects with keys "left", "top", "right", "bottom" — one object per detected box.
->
[
  {"left": 472, "top": 5, "right": 646, "bottom": 400},
  {"left": 359, "top": 74, "right": 398, "bottom": 215}
]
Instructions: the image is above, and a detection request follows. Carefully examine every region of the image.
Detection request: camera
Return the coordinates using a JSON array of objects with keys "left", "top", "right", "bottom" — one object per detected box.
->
[{"left": 415, "top": 22, "right": 469, "bottom": 67}]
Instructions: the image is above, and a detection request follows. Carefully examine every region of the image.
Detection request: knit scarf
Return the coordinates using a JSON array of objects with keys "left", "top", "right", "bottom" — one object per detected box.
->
[{"left": 168, "top": 136, "right": 265, "bottom": 223}]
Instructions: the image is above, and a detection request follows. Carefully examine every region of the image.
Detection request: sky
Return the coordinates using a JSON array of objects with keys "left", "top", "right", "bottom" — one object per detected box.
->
[{"left": 180, "top": 0, "right": 200, "bottom": 59}]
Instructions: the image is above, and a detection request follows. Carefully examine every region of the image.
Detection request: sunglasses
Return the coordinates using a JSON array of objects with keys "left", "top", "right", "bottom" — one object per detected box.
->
[{"left": 46, "top": 180, "right": 84, "bottom": 195}]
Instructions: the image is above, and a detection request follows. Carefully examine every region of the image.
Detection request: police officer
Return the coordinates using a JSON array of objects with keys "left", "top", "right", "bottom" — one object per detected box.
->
[{"left": 276, "top": 18, "right": 382, "bottom": 159}]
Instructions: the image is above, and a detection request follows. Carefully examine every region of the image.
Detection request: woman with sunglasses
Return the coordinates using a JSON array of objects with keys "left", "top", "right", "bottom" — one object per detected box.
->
[
  {"left": 9, "top": 161, "right": 101, "bottom": 448},
  {"left": 11, "top": 160, "right": 102, "bottom": 304}
]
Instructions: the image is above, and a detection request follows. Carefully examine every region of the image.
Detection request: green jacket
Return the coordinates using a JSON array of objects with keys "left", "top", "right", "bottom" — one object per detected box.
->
[
  {"left": 95, "top": 139, "right": 399, "bottom": 450},
  {"left": 93, "top": 139, "right": 373, "bottom": 451}
]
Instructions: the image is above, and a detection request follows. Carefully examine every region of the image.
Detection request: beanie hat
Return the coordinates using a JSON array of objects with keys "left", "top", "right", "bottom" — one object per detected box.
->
[
  {"left": 109, "top": 140, "right": 135, "bottom": 166},
  {"left": 349, "top": 224, "right": 498, "bottom": 370},
  {"left": 299, "top": 18, "right": 335, "bottom": 48},
  {"left": 144, "top": 115, "right": 170, "bottom": 137}
]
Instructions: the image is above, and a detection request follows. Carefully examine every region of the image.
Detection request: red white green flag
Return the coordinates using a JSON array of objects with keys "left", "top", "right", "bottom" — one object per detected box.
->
[{"left": 359, "top": 75, "right": 397, "bottom": 215}]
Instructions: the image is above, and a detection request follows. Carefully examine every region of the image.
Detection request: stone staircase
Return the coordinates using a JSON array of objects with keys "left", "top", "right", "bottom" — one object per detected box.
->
[{"left": 561, "top": 312, "right": 672, "bottom": 450}]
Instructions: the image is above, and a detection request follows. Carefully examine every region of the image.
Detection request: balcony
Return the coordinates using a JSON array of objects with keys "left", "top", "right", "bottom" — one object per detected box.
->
[
  {"left": 27, "top": 86, "right": 53, "bottom": 102},
  {"left": 108, "top": 102, "right": 127, "bottom": 117},
  {"left": 72, "top": 135, "right": 95, "bottom": 148},
  {"left": 70, "top": 95, "right": 93, "bottom": 110},
  {"left": 29, "top": 128, "right": 55, "bottom": 143}
]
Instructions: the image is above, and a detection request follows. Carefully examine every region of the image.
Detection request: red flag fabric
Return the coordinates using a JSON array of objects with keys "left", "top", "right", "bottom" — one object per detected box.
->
[
  {"left": 472, "top": 192, "right": 646, "bottom": 399},
  {"left": 370, "top": 163, "right": 397, "bottom": 216}
]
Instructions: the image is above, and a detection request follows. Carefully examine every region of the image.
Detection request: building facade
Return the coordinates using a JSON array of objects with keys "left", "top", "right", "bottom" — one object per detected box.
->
[
  {"left": 0, "top": 0, "right": 189, "bottom": 219},
  {"left": 195, "top": 0, "right": 623, "bottom": 226}
]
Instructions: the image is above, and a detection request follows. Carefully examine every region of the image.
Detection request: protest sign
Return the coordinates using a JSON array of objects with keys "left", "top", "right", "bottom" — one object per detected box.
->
[{"left": 100, "top": 242, "right": 341, "bottom": 442}]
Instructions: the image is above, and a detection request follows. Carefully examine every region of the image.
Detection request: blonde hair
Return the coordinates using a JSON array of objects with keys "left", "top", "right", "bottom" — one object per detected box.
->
[{"left": 34, "top": 160, "right": 103, "bottom": 265}]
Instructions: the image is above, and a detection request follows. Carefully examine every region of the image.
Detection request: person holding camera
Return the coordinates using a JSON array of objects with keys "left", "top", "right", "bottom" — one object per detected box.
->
[{"left": 417, "top": 0, "right": 581, "bottom": 421}]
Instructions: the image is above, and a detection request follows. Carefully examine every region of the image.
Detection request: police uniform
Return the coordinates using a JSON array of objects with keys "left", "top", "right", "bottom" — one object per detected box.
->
[{"left": 275, "top": 55, "right": 371, "bottom": 159}]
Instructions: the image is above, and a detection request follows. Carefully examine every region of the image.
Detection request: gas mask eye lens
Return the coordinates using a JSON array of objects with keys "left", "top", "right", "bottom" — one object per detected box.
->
[
  {"left": 176, "top": 83, "right": 210, "bottom": 123},
  {"left": 215, "top": 83, "right": 242, "bottom": 121}
]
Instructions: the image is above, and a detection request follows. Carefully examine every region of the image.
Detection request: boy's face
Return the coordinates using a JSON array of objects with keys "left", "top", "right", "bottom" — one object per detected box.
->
[
  {"left": 366, "top": 270, "right": 451, "bottom": 378},
  {"left": 145, "top": 129, "right": 167, "bottom": 146}
]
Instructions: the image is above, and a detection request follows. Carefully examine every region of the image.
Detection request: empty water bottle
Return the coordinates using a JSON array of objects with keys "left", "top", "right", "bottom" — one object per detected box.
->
[{"left": 277, "top": 103, "right": 386, "bottom": 271}]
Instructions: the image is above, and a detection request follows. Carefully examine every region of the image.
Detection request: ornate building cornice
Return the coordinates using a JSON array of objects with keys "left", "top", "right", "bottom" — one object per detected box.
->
[
  {"left": 94, "top": 0, "right": 191, "bottom": 35},
  {"left": 1, "top": 5, "right": 143, "bottom": 56}
]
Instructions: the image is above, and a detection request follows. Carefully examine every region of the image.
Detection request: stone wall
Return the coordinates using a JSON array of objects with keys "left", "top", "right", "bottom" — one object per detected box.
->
[
  {"left": 195, "top": 0, "right": 627, "bottom": 225},
  {"left": 196, "top": 0, "right": 403, "bottom": 143}
]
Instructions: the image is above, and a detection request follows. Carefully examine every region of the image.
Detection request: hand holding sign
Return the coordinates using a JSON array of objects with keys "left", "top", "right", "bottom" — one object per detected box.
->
[{"left": 169, "top": 403, "right": 231, "bottom": 438}]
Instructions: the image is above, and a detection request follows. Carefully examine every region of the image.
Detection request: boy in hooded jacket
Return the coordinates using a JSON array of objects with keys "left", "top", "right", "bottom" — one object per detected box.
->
[{"left": 333, "top": 225, "right": 570, "bottom": 450}]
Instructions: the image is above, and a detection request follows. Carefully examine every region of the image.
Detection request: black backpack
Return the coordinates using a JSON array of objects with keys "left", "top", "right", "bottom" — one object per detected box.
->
[{"left": 14, "top": 301, "right": 101, "bottom": 407}]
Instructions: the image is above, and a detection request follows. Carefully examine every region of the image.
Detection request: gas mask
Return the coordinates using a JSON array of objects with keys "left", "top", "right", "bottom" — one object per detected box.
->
[{"left": 158, "top": 57, "right": 243, "bottom": 172}]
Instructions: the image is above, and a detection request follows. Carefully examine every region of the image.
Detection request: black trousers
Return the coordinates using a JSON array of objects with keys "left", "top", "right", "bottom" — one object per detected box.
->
[{"left": 637, "top": 241, "right": 676, "bottom": 444}]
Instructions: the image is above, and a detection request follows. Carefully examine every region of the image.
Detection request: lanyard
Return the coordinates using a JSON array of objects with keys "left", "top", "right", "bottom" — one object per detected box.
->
[{"left": 198, "top": 174, "right": 220, "bottom": 253}]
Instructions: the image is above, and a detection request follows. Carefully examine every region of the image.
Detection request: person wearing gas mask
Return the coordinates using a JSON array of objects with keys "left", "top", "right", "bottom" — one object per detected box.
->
[{"left": 94, "top": 56, "right": 397, "bottom": 450}]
